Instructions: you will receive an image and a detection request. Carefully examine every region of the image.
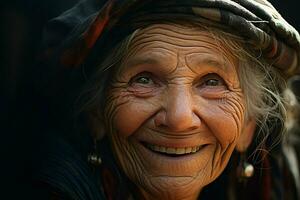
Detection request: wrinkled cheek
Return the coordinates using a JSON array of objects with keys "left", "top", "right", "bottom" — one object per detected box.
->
[
  {"left": 113, "top": 104, "right": 140, "bottom": 137},
  {"left": 109, "top": 133, "right": 146, "bottom": 185},
  {"left": 110, "top": 138, "right": 137, "bottom": 179},
  {"left": 205, "top": 113, "right": 239, "bottom": 147},
  {"left": 201, "top": 104, "right": 244, "bottom": 158},
  {"left": 208, "top": 114, "right": 241, "bottom": 175},
  {"left": 104, "top": 91, "right": 136, "bottom": 137},
  {"left": 216, "top": 103, "right": 244, "bottom": 144},
  {"left": 107, "top": 97, "right": 157, "bottom": 138},
  {"left": 216, "top": 115, "right": 240, "bottom": 146}
]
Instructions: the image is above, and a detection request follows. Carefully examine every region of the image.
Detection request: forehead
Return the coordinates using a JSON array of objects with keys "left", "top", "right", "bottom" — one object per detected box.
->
[{"left": 122, "top": 23, "right": 238, "bottom": 74}]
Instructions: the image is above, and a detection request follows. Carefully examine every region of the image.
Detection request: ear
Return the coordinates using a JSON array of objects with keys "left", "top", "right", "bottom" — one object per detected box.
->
[
  {"left": 87, "top": 112, "right": 106, "bottom": 140},
  {"left": 236, "top": 118, "right": 256, "bottom": 152}
]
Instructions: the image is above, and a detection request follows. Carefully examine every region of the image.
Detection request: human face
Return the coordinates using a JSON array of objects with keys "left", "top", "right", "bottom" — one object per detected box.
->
[{"left": 104, "top": 24, "right": 246, "bottom": 200}]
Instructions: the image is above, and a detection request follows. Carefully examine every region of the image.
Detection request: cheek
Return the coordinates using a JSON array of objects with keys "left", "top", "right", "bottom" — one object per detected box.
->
[
  {"left": 199, "top": 94, "right": 245, "bottom": 147},
  {"left": 105, "top": 89, "right": 160, "bottom": 137}
]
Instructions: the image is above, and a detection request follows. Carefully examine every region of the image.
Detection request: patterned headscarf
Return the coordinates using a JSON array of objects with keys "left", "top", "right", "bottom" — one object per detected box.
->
[{"left": 42, "top": 0, "right": 300, "bottom": 79}]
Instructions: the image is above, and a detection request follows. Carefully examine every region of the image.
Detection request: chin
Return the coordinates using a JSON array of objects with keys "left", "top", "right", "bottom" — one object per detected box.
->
[{"left": 137, "top": 176, "right": 206, "bottom": 200}]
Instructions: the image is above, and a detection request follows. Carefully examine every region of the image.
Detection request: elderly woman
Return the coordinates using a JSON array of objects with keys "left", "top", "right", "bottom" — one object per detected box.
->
[{"left": 35, "top": 0, "right": 300, "bottom": 199}]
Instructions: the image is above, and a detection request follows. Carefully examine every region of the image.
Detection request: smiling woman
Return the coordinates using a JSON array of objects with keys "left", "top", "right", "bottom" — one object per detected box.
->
[
  {"left": 103, "top": 24, "right": 249, "bottom": 199},
  {"left": 35, "top": 0, "right": 300, "bottom": 200}
]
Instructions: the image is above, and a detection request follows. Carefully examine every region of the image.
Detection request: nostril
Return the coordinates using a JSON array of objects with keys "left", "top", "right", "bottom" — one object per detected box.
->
[
  {"left": 166, "top": 109, "right": 200, "bottom": 131},
  {"left": 154, "top": 109, "right": 201, "bottom": 132},
  {"left": 153, "top": 91, "right": 201, "bottom": 132},
  {"left": 154, "top": 110, "right": 167, "bottom": 127}
]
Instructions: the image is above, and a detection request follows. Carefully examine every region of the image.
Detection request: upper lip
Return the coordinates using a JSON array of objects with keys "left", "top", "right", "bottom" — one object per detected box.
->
[
  {"left": 147, "top": 127, "right": 204, "bottom": 137},
  {"left": 135, "top": 128, "right": 213, "bottom": 148}
]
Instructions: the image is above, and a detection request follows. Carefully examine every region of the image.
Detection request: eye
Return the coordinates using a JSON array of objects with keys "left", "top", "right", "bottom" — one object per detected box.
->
[
  {"left": 205, "top": 79, "right": 220, "bottom": 86},
  {"left": 130, "top": 72, "right": 156, "bottom": 86},
  {"left": 127, "top": 72, "right": 160, "bottom": 97},
  {"left": 135, "top": 76, "right": 153, "bottom": 84},
  {"left": 197, "top": 73, "right": 227, "bottom": 88}
]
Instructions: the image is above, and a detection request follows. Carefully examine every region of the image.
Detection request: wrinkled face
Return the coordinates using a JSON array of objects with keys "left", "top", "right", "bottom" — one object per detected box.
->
[{"left": 104, "top": 24, "right": 247, "bottom": 200}]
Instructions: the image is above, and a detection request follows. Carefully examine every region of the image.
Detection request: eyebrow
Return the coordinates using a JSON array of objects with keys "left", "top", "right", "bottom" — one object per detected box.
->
[
  {"left": 126, "top": 57, "right": 161, "bottom": 67},
  {"left": 202, "top": 58, "right": 227, "bottom": 70},
  {"left": 186, "top": 56, "right": 234, "bottom": 72}
]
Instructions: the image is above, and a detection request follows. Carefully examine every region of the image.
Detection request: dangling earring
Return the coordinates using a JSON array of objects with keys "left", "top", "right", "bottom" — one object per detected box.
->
[
  {"left": 87, "top": 139, "right": 102, "bottom": 166},
  {"left": 237, "top": 152, "right": 254, "bottom": 180}
]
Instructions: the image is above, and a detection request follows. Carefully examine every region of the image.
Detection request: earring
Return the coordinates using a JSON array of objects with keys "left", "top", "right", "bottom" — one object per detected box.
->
[
  {"left": 237, "top": 152, "right": 254, "bottom": 180},
  {"left": 88, "top": 153, "right": 102, "bottom": 166},
  {"left": 87, "top": 140, "right": 102, "bottom": 166}
]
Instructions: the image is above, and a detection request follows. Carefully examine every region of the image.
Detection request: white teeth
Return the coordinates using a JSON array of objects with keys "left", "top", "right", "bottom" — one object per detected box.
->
[
  {"left": 160, "top": 146, "right": 166, "bottom": 152},
  {"left": 176, "top": 148, "right": 186, "bottom": 155},
  {"left": 192, "top": 146, "right": 197, "bottom": 153},
  {"left": 166, "top": 147, "right": 176, "bottom": 154},
  {"left": 146, "top": 144, "right": 203, "bottom": 155},
  {"left": 185, "top": 147, "right": 192, "bottom": 153}
]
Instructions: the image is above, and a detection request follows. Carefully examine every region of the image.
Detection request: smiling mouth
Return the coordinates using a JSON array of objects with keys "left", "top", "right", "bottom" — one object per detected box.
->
[{"left": 143, "top": 143, "right": 206, "bottom": 156}]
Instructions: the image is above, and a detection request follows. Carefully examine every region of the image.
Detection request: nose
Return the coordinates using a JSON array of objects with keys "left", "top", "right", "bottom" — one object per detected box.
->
[{"left": 154, "top": 86, "right": 201, "bottom": 133}]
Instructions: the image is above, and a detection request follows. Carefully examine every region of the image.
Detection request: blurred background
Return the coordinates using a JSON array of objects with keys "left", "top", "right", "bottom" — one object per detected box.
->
[{"left": 0, "top": 0, "right": 299, "bottom": 198}]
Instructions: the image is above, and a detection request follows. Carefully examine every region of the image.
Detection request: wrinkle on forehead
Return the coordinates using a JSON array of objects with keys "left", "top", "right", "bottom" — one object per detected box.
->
[{"left": 119, "top": 23, "right": 239, "bottom": 85}]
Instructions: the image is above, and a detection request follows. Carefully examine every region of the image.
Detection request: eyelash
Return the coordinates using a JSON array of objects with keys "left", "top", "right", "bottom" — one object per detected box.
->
[{"left": 130, "top": 72, "right": 156, "bottom": 86}]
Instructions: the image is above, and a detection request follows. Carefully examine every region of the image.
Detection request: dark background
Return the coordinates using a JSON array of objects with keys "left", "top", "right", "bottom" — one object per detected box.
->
[{"left": 0, "top": 0, "right": 299, "bottom": 198}]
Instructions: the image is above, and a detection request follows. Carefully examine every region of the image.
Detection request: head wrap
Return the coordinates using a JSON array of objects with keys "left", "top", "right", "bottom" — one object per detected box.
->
[{"left": 42, "top": 0, "right": 300, "bottom": 79}]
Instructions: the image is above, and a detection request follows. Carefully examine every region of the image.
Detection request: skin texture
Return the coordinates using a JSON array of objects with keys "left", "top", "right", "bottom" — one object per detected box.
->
[{"left": 103, "top": 24, "right": 255, "bottom": 200}]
